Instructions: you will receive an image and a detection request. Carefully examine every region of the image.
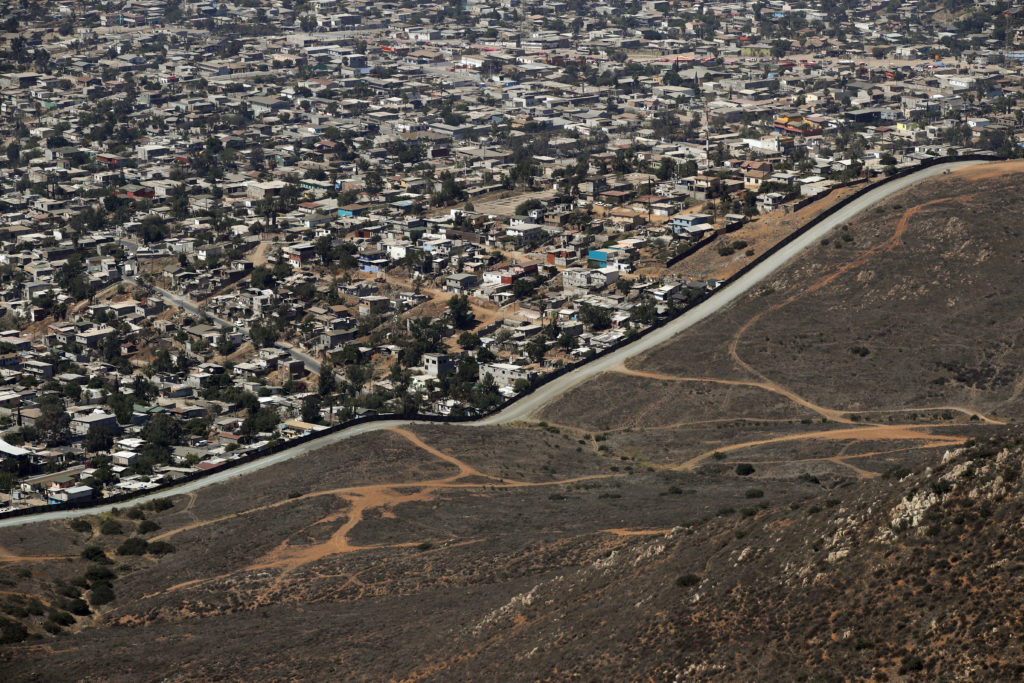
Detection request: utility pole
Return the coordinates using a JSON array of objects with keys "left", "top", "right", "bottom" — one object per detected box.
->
[{"left": 704, "top": 98, "right": 710, "bottom": 163}]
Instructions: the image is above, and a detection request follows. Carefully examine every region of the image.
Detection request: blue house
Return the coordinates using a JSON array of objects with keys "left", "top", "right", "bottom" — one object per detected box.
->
[
  {"left": 358, "top": 250, "right": 388, "bottom": 273},
  {"left": 338, "top": 204, "right": 367, "bottom": 218},
  {"left": 587, "top": 248, "right": 620, "bottom": 269},
  {"left": 671, "top": 212, "right": 713, "bottom": 236}
]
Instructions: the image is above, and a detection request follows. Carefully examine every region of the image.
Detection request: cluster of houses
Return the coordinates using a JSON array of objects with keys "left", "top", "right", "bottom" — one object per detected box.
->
[{"left": 2, "top": 0, "right": 1022, "bottom": 510}]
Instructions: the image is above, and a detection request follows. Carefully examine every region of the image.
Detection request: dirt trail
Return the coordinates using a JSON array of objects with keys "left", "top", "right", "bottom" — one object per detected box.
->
[
  {"left": 725, "top": 194, "right": 965, "bottom": 400},
  {"left": 388, "top": 428, "right": 485, "bottom": 478},
  {"left": 155, "top": 430, "right": 615, "bottom": 598},
  {"left": 0, "top": 553, "right": 76, "bottom": 563},
  {"left": 616, "top": 366, "right": 1005, "bottom": 427},
  {"left": 601, "top": 528, "right": 674, "bottom": 537},
  {"left": 616, "top": 366, "right": 852, "bottom": 423},
  {"left": 673, "top": 424, "right": 962, "bottom": 472}
]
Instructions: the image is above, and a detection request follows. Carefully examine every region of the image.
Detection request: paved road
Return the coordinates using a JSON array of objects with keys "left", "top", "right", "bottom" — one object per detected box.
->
[
  {"left": 274, "top": 341, "right": 323, "bottom": 374},
  {"left": 0, "top": 160, "right": 985, "bottom": 528},
  {"left": 127, "top": 277, "right": 322, "bottom": 373}
]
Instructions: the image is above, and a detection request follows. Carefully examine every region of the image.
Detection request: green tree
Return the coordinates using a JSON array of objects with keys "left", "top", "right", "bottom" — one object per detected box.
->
[
  {"left": 301, "top": 394, "right": 322, "bottom": 424},
  {"left": 447, "top": 295, "right": 474, "bottom": 329},
  {"left": 140, "top": 412, "right": 182, "bottom": 457},
  {"left": 315, "top": 235, "right": 335, "bottom": 264},
  {"left": 84, "top": 425, "right": 115, "bottom": 453},
  {"left": 318, "top": 363, "right": 337, "bottom": 396},
  {"left": 457, "top": 331, "right": 480, "bottom": 349},
  {"left": 36, "top": 394, "right": 71, "bottom": 446}
]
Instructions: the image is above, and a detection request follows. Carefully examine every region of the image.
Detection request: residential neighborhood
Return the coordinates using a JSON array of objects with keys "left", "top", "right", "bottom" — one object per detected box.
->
[{"left": 1, "top": 0, "right": 1021, "bottom": 510}]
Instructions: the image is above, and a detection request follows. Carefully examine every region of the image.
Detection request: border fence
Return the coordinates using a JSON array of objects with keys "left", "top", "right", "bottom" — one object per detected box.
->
[{"left": 0, "top": 154, "right": 995, "bottom": 521}]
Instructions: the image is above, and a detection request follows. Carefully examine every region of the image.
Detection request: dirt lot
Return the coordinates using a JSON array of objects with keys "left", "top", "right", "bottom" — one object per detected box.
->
[{"left": 469, "top": 188, "right": 558, "bottom": 217}]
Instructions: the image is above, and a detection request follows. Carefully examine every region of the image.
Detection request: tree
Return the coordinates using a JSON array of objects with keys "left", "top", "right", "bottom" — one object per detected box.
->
[
  {"left": 345, "top": 363, "right": 372, "bottom": 393},
  {"left": 578, "top": 303, "right": 611, "bottom": 330},
  {"left": 661, "top": 70, "right": 683, "bottom": 87},
  {"left": 139, "top": 214, "right": 169, "bottom": 243},
  {"left": 318, "top": 363, "right": 337, "bottom": 396},
  {"left": 457, "top": 331, "right": 480, "bottom": 349},
  {"left": 250, "top": 321, "right": 279, "bottom": 348},
  {"left": 107, "top": 392, "right": 134, "bottom": 424},
  {"left": 116, "top": 537, "right": 149, "bottom": 555},
  {"left": 37, "top": 395, "right": 71, "bottom": 446},
  {"left": 88, "top": 583, "right": 116, "bottom": 606},
  {"left": 140, "top": 412, "right": 181, "bottom": 459},
  {"left": 515, "top": 198, "right": 544, "bottom": 216},
  {"left": 447, "top": 295, "right": 474, "bottom": 329},
  {"left": 364, "top": 170, "right": 384, "bottom": 197},
  {"left": 84, "top": 426, "right": 115, "bottom": 453},
  {"left": 655, "top": 156, "right": 677, "bottom": 181},
  {"left": 241, "top": 406, "right": 278, "bottom": 438},
  {"left": 301, "top": 394, "right": 322, "bottom": 424},
  {"left": 526, "top": 338, "right": 547, "bottom": 364},
  {"left": 315, "top": 235, "right": 335, "bottom": 264}
]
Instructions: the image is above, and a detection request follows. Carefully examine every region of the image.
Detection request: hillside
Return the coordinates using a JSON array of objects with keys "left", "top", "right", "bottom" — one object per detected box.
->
[{"left": 3, "top": 163, "right": 1024, "bottom": 680}]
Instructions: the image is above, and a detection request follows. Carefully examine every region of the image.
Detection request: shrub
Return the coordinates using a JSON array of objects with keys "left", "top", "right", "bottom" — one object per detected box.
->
[
  {"left": 883, "top": 466, "right": 911, "bottom": 480},
  {"left": 146, "top": 541, "right": 175, "bottom": 556},
  {"left": 2, "top": 603, "right": 27, "bottom": 618},
  {"left": 69, "top": 519, "right": 92, "bottom": 534},
  {"left": 57, "top": 583, "right": 81, "bottom": 599},
  {"left": 137, "top": 520, "right": 160, "bottom": 534},
  {"left": 676, "top": 573, "right": 700, "bottom": 587},
  {"left": 116, "top": 537, "right": 149, "bottom": 556},
  {"left": 88, "top": 584, "right": 115, "bottom": 606},
  {"left": 899, "top": 656, "right": 924, "bottom": 673},
  {"left": 42, "top": 620, "right": 62, "bottom": 635},
  {"left": 125, "top": 507, "right": 146, "bottom": 520},
  {"left": 99, "top": 520, "right": 123, "bottom": 535},
  {"left": 144, "top": 498, "right": 174, "bottom": 512},
  {"left": 80, "top": 546, "right": 111, "bottom": 564},
  {"left": 62, "top": 598, "right": 90, "bottom": 616},
  {"left": 735, "top": 463, "right": 755, "bottom": 476},
  {"left": 85, "top": 566, "right": 116, "bottom": 584},
  {"left": 47, "top": 609, "right": 75, "bottom": 626},
  {"left": 745, "top": 488, "right": 764, "bottom": 498}
]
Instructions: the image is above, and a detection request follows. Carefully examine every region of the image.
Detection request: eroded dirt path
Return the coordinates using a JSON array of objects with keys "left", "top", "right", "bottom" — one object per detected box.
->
[
  {"left": 672, "top": 423, "right": 962, "bottom": 473},
  {"left": 724, "top": 195, "right": 967, "bottom": 403},
  {"left": 155, "top": 428, "right": 616, "bottom": 599},
  {"left": 616, "top": 366, "right": 853, "bottom": 423}
]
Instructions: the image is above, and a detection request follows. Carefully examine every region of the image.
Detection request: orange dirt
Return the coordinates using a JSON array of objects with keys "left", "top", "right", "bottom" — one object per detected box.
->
[{"left": 154, "top": 429, "right": 616, "bottom": 599}]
